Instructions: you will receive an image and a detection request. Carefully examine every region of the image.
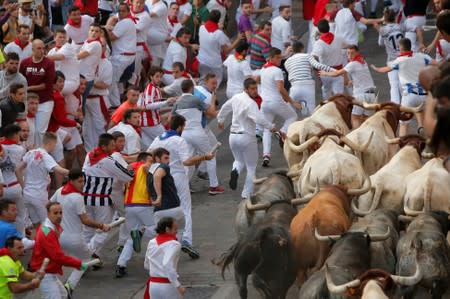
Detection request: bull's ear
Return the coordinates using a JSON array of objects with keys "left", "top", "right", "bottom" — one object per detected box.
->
[{"left": 399, "top": 112, "right": 414, "bottom": 121}]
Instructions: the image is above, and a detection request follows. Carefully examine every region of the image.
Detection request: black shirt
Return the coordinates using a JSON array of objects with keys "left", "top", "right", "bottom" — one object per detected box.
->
[{"left": 149, "top": 163, "right": 181, "bottom": 212}]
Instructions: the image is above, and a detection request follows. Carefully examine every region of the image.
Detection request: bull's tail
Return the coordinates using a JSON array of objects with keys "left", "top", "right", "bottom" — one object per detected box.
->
[{"left": 212, "top": 243, "right": 239, "bottom": 279}]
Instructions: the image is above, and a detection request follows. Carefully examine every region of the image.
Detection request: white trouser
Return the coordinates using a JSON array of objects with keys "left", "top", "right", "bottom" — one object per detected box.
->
[
  {"left": 321, "top": 76, "right": 344, "bottom": 100},
  {"left": 307, "top": 22, "right": 318, "bottom": 54},
  {"left": 132, "top": 46, "right": 146, "bottom": 85},
  {"left": 405, "top": 16, "right": 426, "bottom": 51},
  {"left": 230, "top": 133, "right": 258, "bottom": 198},
  {"left": 23, "top": 192, "right": 48, "bottom": 225},
  {"left": 60, "top": 232, "right": 92, "bottom": 289},
  {"left": 111, "top": 187, "right": 128, "bottom": 247},
  {"left": 182, "top": 128, "right": 219, "bottom": 187},
  {"left": 261, "top": 100, "right": 297, "bottom": 156},
  {"left": 110, "top": 55, "right": 135, "bottom": 107},
  {"left": 154, "top": 207, "right": 185, "bottom": 241},
  {"left": 387, "top": 68, "right": 401, "bottom": 105},
  {"left": 83, "top": 205, "right": 113, "bottom": 255},
  {"left": 40, "top": 274, "right": 67, "bottom": 299},
  {"left": 352, "top": 93, "right": 376, "bottom": 116},
  {"left": 62, "top": 79, "right": 80, "bottom": 97},
  {"left": 2, "top": 184, "right": 26, "bottom": 234},
  {"left": 83, "top": 96, "right": 107, "bottom": 152},
  {"left": 117, "top": 206, "right": 156, "bottom": 267},
  {"left": 289, "top": 80, "right": 315, "bottom": 117},
  {"left": 197, "top": 127, "right": 218, "bottom": 174},
  {"left": 35, "top": 101, "right": 54, "bottom": 147},
  {"left": 150, "top": 282, "right": 182, "bottom": 299},
  {"left": 62, "top": 126, "right": 82, "bottom": 150},
  {"left": 199, "top": 63, "right": 223, "bottom": 87},
  {"left": 172, "top": 172, "right": 192, "bottom": 244},
  {"left": 141, "top": 125, "right": 165, "bottom": 150},
  {"left": 50, "top": 129, "right": 69, "bottom": 163}
]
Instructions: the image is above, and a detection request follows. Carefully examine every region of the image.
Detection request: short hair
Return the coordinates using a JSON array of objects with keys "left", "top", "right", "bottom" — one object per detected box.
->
[
  {"left": 55, "top": 70, "right": 65, "bottom": 82},
  {"left": 127, "top": 85, "right": 140, "bottom": 93},
  {"left": 169, "top": 2, "right": 179, "bottom": 7},
  {"left": 432, "top": 75, "right": 450, "bottom": 99},
  {"left": 149, "top": 66, "right": 164, "bottom": 77},
  {"left": 98, "top": 133, "right": 114, "bottom": 147},
  {"left": 89, "top": 23, "right": 102, "bottom": 30},
  {"left": 17, "top": 24, "right": 30, "bottom": 33},
  {"left": 153, "top": 147, "right": 170, "bottom": 159},
  {"left": 54, "top": 28, "right": 67, "bottom": 35},
  {"left": 399, "top": 38, "right": 412, "bottom": 51},
  {"left": 342, "top": 0, "right": 355, "bottom": 7},
  {"left": 119, "top": 2, "right": 130, "bottom": 10},
  {"left": 383, "top": 7, "right": 396, "bottom": 23},
  {"left": 279, "top": 5, "right": 290, "bottom": 12},
  {"left": 317, "top": 19, "right": 330, "bottom": 33},
  {"left": 2, "top": 124, "right": 21, "bottom": 139},
  {"left": 5, "top": 236, "right": 21, "bottom": 249},
  {"left": 204, "top": 73, "right": 217, "bottom": 82},
  {"left": 27, "top": 92, "right": 39, "bottom": 101},
  {"left": 123, "top": 108, "right": 140, "bottom": 122},
  {"left": 268, "top": 47, "right": 282, "bottom": 57},
  {"left": 209, "top": 10, "right": 221, "bottom": 23},
  {"left": 0, "top": 199, "right": 16, "bottom": 215},
  {"left": 111, "top": 131, "right": 125, "bottom": 140},
  {"left": 137, "top": 152, "right": 152, "bottom": 162},
  {"left": 155, "top": 217, "right": 176, "bottom": 234},
  {"left": 43, "top": 132, "right": 57, "bottom": 144},
  {"left": 292, "top": 41, "right": 304, "bottom": 53},
  {"left": 437, "top": 10, "right": 450, "bottom": 35},
  {"left": 347, "top": 44, "right": 359, "bottom": 51},
  {"left": 181, "top": 79, "right": 194, "bottom": 93},
  {"left": 169, "top": 114, "right": 186, "bottom": 130},
  {"left": 241, "top": 0, "right": 252, "bottom": 5},
  {"left": 258, "top": 20, "right": 272, "bottom": 31},
  {"left": 68, "top": 5, "right": 81, "bottom": 14},
  {"left": 236, "top": 41, "right": 249, "bottom": 53},
  {"left": 172, "top": 62, "right": 185, "bottom": 71},
  {"left": 176, "top": 27, "right": 191, "bottom": 38},
  {"left": 68, "top": 169, "right": 84, "bottom": 181},
  {"left": 243, "top": 78, "right": 257, "bottom": 89},
  {"left": 9, "top": 83, "right": 24, "bottom": 94},
  {"left": 5, "top": 52, "right": 19, "bottom": 62},
  {"left": 46, "top": 201, "right": 60, "bottom": 212}
]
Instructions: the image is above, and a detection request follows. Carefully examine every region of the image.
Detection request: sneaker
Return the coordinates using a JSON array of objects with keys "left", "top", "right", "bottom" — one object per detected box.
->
[
  {"left": 197, "top": 171, "right": 209, "bottom": 180},
  {"left": 417, "top": 126, "right": 425, "bottom": 136},
  {"left": 64, "top": 282, "right": 74, "bottom": 299},
  {"left": 256, "top": 134, "right": 263, "bottom": 143},
  {"left": 229, "top": 169, "right": 239, "bottom": 190},
  {"left": 209, "top": 185, "right": 225, "bottom": 195},
  {"left": 181, "top": 240, "right": 200, "bottom": 259},
  {"left": 115, "top": 266, "right": 127, "bottom": 278},
  {"left": 91, "top": 254, "right": 103, "bottom": 271},
  {"left": 130, "top": 230, "right": 143, "bottom": 253},
  {"left": 117, "top": 245, "right": 124, "bottom": 253},
  {"left": 262, "top": 155, "right": 270, "bottom": 167}
]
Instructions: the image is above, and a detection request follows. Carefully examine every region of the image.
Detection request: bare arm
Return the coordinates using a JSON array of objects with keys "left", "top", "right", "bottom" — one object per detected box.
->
[
  {"left": 47, "top": 53, "right": 65, "bottom": 61},
  {"left": 76, "top": 50, "right": 90, "bottom": 60},
  {"left": 152, "top": 167, "right": 166, "bottom": 207},
  {"left": 370, "top": 64, "right": 392, "bottom": 73},
  {"left": 183, "top": 152, "right": 214, "bottom": 166},
  {"left": 27, "top": 83, "right": 46, "bottom": 91},
  {"left": 52, "top": 165, "right": 69, "bottom": 176},
  {"left": 415, "top": 27, "right": 425, "bottom": 51},
  {"left": 15, "top": 161, "right": 26, "bottom": 188},
  {"left": 320, "top": 68, "right": 347, "bottom": 77},
  {"left": 8, "top": 279, "right": 40, "bottom": 294},
  {"left": 79, "top": 214, "right": 110, "bottom": 231}
]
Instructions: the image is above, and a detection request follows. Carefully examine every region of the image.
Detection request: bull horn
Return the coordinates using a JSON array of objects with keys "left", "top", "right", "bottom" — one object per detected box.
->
[
  {"left": 351, "top": 99, "right": 365, "bottom": 107},
  {"left": 398, "top": 215, "right": 414, "bottom": 222},
  {"left": 246, "top": 198, "right": 271, "bottom": 211},
  {"left": 391, "top": 260, "right": 422, "bottom": 286},
  {"left": 314, "top": 228, "right": 342, "bottom": 242},
  {"left": 421, "top": 152, "right": 434, "bottom": 159},
  {"left": 403, "top": 197, "right": 424, "bottom": 216},
  {"left": 399, "top": 103, "right": 424, "bottom": 114},
  {"left": 347, "top": 174, "right": 372, "bottom": 196},
  {"left": 385, "top": 137, "right": 401, "bottom": 144},
  {"left": 291, "top": 184, "right": 319, "bottom": 206},
  {"left": 253, "top": 177, "right": 268, "bottom": 184},
  {"left": 363, "top": 102, "right": 381, "bottom": 110},
  {"left": 340, "top": 131, "right": 374, "bottom": 153},
  {"left": 325, "top": 264, "right": 361, "bottom": 294},
  {"left": 351, "top": 186, "right": 380, "bottom": 217},
  {"left": 286, "top": 136, "right": 320, "bottom": 153},
  {"left": 368, "top": 226, "right": 390, "bottom": 242}
]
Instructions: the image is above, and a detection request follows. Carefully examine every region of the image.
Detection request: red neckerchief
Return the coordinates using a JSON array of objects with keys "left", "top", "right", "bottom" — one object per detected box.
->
[
  {"left": 14, "top": 38, "right": 29, "bottom": 50},
  {"left": 257, "top": 31, "right": 271, "bottom": 43},
  {"left": 67, "top": 17, "right": 82, "bottom": 28},
  {"left": 398, "top": 51, "right": 413, "bottom": 57},
  {"left": 129, "top": 123, "right": 142, "bottom": 136},
  {"left": 235, "top": 51, "right": 245, "bottom": 61},
  {"left": 437, "top": 41, "right": 443, "bottom": 57},
  {"left": 204, "top": 20, "right": 219, "bottom": 33},
  {"left": 124, "top": 13, "right": 138, "bottom": 24},
  {"left": 1, "top": 138, "right": 18, "bottom": 145},
  {"left": 350, "top": 53, "right": 366, "bottom": 64},
  {"left": 88, "top": 147, "right": 109, "bottom": 166},
  {"left": 27, "top": 112, "right": 35, "bottom": 118},
  {"left": 251, "top": 94, "right": 262, "bottom": 109},
  {"left": 54, "top": 44, "right": 62, "bottom": 49},
  {"left": 176, "top": 0, "right": 188, "bottom": 5},
  {"left": 0, "top": 248, "right": 14, "bottom": 259},
  {"left": 168, "top": 15, "right": 179, "bottom": 27},
  {"left": 86, "top": 37, "right": 101, "bottom": 44},
  {"left": 216, "top": 0, "right": 226, "bottom": 7},
  {"left": 61, "top": 181, "right": 80, "bottom": 195},
  {"left": 320, "top": 32, "right": 334, "bottom": 45},
  {"left": 156, "top": 233, "right": 178, "bottom": 245},
  {"left": 263, "top": 61, "right": 276, "bottom": 68}
]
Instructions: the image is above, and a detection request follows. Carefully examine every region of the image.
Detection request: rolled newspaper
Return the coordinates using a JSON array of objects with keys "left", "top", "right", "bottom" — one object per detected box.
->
[
  {"left": 85, "top": 259, "right": 101, "bottom": 267},
  {"left": 38, "top": 258, "right": 50, "bottom": 273},
  {"left": 211, "top": 142, "right": 222, "bottom": 154},
  {"left": 96, "top": 217, "right": 126, "bottom": 233}
]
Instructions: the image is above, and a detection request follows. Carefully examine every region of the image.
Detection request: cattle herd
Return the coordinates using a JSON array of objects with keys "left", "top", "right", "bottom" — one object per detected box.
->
[{"left": 214, "top": 94, "right": 450, "bottom": 299}]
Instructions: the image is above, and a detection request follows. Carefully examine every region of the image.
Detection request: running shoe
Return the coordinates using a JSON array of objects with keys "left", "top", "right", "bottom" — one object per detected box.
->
[
  {"left": 262, "top": 155, "right": 270, "bottom": 167},
  {"left": 209, "top": 186, "right": 225, "bottom": 195},
  {"left": 64, "top": 282, "right": 74, "bottom": 299},
  {"left": 229, "top": 169, "right": 239, "bottom": 190},
  {"left": 130, "top": 230, "right": 143, "bottom": 253},
  {"left": 181, "top": 240, "right": 200, "bottom": 259},
  {"left": 115, "top": 266, "right": 128, "bottom": 278},
  {"left": 197, "top": 171, "right": 209, "bottom": 180},
  {"left": 91, "top": 254, "right": 103, "bottom": 271}
]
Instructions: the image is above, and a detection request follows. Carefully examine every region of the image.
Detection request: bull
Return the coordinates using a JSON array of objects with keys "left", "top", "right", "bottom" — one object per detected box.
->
[
  {"left": 344, "top": 102, "right": 422, "bottom": 176},
  {"left": 353, "top": 135, "right": 426, "bottom": 215},
  {"left": 396, "top": 212, "right": 450, "bottom": 298}
]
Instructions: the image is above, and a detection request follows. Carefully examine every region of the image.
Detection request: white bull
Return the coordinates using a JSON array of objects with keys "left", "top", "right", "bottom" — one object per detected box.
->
[{"left": 403, "top": 158, "right": 450, "bottom": 216}]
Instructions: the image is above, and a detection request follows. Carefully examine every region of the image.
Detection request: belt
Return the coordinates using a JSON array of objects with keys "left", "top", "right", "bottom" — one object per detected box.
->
[
  {"left": 120, "top": 52, "right": 136, "bottom": 56},
  {"left": 5, "top": 181, "right": 19, "bottom": 188},
  {"left": 75, "top": 41, "right": 84, "bottom": 45},
  {"left": 407, "top": 14, "right": 425, "bottom": 18},
  {"left": 230, "top": 131, "right": 244, "bottom": 134},
  {"left": 82, "top": 193, "right": 110, "bottom": 198},
  {"left": 163, "top": 69, "right": 173, "bottom": 74},
  {"left": 365, "top": 88, "right": 376, "bottom": 94},
  {"left": 149, "top": 277, "right": 170, "bottom": 283},
  {"left": 332, "top": 64, "right": 343, "bottom": 70},
  {"left": 410, "top": 91, "right": 427, "bottom": 96}
]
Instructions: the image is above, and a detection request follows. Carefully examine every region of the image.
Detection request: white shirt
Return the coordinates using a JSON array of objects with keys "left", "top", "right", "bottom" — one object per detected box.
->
[
  {"left": 390, "top": 53, "right": 432, "bottom": 94},
  {"left": 167, "top": 19, "right": 182, "bottom": 38},
  {"left": 107, "top": 122, "right": 142, "bottom": 155},
  {"left": 112, "top": 18, "right": 137, "bottom": 55},
  {"left": 0, "top": 143, "right": 26, "bottom": 184},
  {"left": 110, "top": 151, "right": 129, "bottom": 203},
  {"left": 4, "top": 41, "right": 32, "bottom": 62},
  {"left": 260, "top": 65, "right": 284, "bottom": 103},
  {"left": 217, "top": 91, "right": 274, "bottom": 134},
  {"left": 133, "top": 10, "right": 152, "bottom": 44},
  {"left": 22, "top": 148, "right": 58, "bottom": 193},
  {"left": 79, "top": 40, "right": 102, "bottom": 81},
  {"left": 90, "top": 58, "right": 113, "bottom": 97},
  {"left": 65, "top": 15, "right": 95, "bottom": 51},
  {"left": 378, "top": 23, "right": 405, "bottom": 62},
  {"left": 334, "top": 7, "right": 360, "bottom": 46},
  {"left": 144, "top": 238, "right": 181, "bottom": 288},
  {"left": 26, "top": 116, "right": 36, "bottom": 149},
  {"left": 223, "top": 54, "right": 253, "bottom": 97},
  {"left": 50, "top": 188, "right": 86, "bottom": 234},
  {"left": 344, "top": 61, "right": 375, "bottom": 95},
  {"left": 285, "top": 53, "right": 334, "bottom": 83},
  {"left": 163, "top": 77, "right": 184, "bottom": 96},
  {"left": 271, "top": 15, "right": 291, "bottom": 51},
  {"left": 437, "top": 39, "right": 450, "bottom": 62},
  {"left": 47, "top": 43, "right": 80, "bottom": 83},
  {"left": 162, "top": 41, "right": 186, "bottom": 71},
  {"left": 197, "top": 26, "right": 230, "bottom": 67},
  {"left": 311, "top": 35, "right": 345, "bottom": 66}
]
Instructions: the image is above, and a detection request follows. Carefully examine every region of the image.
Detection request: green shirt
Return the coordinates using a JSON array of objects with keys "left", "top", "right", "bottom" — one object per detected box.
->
[
  {"left": 0, "top": 255, "right": 24, "bottom": 299},
  {"left": 187, "top": 4, "right": 210, "bottom": 38}
]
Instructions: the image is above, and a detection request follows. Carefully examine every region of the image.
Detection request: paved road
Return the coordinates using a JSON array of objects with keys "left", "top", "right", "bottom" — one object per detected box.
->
[{"left": 22, "top": 12, "right": 437, "bottom": 299}]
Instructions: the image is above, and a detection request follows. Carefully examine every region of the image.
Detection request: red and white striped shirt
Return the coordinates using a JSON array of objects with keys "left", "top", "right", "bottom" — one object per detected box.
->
[{"left": 139, "top": 82, "right": 164, "bottom": 127}]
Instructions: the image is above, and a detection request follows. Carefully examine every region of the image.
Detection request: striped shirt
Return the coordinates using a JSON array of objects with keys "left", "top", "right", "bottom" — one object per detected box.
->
[
  {"left": 249, "top": 32, "right": 271, "bottom": 70},
  {"left": 139, "top": 82, "right": 167, "bottom": 127},
  {"left": 284, "top": 53, "right": 334, "bottom": 83}
]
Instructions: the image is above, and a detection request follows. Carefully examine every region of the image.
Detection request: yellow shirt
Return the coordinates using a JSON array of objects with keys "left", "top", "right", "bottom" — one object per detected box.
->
[
  {"left": 124, "top": 162, "right": 152, "bottom": 206},
  {"left": 0, "top": 255, "right": 24, "bottom": 299}
]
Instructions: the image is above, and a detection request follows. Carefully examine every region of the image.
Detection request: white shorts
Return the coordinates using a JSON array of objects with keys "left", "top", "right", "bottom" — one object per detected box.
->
[
  {"left": 400, "top": 92, "right": 426, "bottom": 123},
  {"left": 62, "top": 126, "right": 82, "bottom": 150},
  {"left": 352, "top": 92, "right": 376, "bottom": 116},
  {"left": 50, "top": 129, "right": 71, "bottom": 162}
]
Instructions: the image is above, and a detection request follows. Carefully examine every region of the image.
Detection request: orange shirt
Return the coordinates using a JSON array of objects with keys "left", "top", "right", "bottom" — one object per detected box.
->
[{"left": 111, "top": 101, "right": 137, "bottom": 124}]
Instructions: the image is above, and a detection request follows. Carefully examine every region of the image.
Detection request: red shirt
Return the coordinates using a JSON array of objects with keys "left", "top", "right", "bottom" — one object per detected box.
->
[
  {"left": 47, "top": 90, "right": 77, "bottom": 132},
  {"left": 30, "top": 221, "right": 82, "bottom": 275},
  {"left": 74, "top": 0, "right": 98, "bottom": 16},
  {"left": 303, "top": 0, "right": 316, "bottom": 20},
  {"left": 19, "top": 57, "right": 55, "bottom": 103},
  {"left": 111, "top": 101, "right": 137, "bottom": 125}
]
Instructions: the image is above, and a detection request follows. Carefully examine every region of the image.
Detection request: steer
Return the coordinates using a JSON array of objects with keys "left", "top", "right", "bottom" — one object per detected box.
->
[
  {"left": 353, "top": 135, "right": 426, "bottom": 215},
  {"left": 402, "top": 158, "right": 450, "bottom": 216},
  {"left": 396, "top": 212, "right": 450, "bottom": 298},
  {"left": 290, "top": 185, "right": 369, "bottom": 285},
  {"left": 344, "top": 102, "right": 422, "bottom": 176}
]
